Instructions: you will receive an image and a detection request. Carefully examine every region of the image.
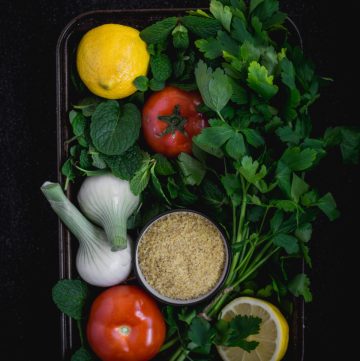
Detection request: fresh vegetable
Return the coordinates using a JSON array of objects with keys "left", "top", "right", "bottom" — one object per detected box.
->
[
  {"left": 77, "top": 174, "right": 140, "bottom": 251},
  {"left": 87, "top": 285, "right": 166, "bottom": 361},
  {"left": 41, "top": 182, "right": 132, "bottom": 287},
  {"left": 77, "top": 24, "right": 149, "bottom": 99},
  {"left": 142, "top": 86, "right": 207, "bottom": 157},
  {"left": 217, "top": 297, "right": 289, "bottom": 361}
]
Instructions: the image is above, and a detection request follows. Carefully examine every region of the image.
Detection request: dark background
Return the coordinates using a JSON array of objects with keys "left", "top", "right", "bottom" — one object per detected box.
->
[{"left": 0, "top": 0, "right": 358, "bottom": 359}]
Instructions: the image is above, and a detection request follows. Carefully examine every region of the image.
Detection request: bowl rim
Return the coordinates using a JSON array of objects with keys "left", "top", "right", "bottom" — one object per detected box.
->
[{"left": 134, "top": 208, "right": 232, "bottom": 306}]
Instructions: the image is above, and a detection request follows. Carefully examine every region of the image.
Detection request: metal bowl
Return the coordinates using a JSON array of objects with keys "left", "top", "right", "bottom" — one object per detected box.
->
[{"left": 134, "top": 209, "right": 231, "bottom": 306}]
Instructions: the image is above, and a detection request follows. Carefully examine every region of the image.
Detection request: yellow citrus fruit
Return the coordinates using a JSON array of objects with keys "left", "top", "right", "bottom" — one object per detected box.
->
[
  {"left": 76, "top": 23, "right": 149, "bottom": 99},
  {"left": 217, "top": 297, "right": 289, "bottom": 361}
]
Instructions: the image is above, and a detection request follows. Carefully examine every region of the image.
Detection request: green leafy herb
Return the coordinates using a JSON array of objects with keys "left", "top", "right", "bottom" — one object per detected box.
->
[
  {"left": 181, "top": 15, "right": 222, "bottom": 38},
  {"left": 140, "top": 17, "right": 178, "bottom": 44},
  {"left": 133, "top": 76, "right": 149, "bottom": 92},
  {"left": 288, "top": 273, "right": 313, "bottom": 302},
  {"left": 130, "top": 156, "right": 152, "bottom": 195},
  {"left": 52, "top": 279, "right": 88, "bottom": 320},
  {"left": 178, "top": 152, "right": 206, "bottom": 186},
  {"left": 71, "top": 347, "right": 96, "bottom": 361},
  {"left": 150, "top": 53, "right": 172, "bottom": 82},
  {"left": 90, "top": 101, "right": 141, "bottom": 156}
]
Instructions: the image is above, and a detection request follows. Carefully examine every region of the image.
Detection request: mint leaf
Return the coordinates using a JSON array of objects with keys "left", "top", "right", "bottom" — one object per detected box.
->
[
  {"left": 247, "top": 61, "right": 279, "bottom": 99},
  {"left": 150, "top": 54, "right": 172, "bottom": 82},
  {"left": 73, "top": 97, "right": 101, "bottom": 117},
  {"left": 90, "top": 101, "right": 141, "bottom": 156},
  {"left": 61, "top": 159, "right": 76, "bottom": 183},
  {"left": 316, "top": 192, "right": 340, "bottom": 221},
  {"left": 133, "top": 76, "right": 149, "bottom": 92},
  {"left": 71, "top": 347, "right": 95, "bottom": 361},
  {"left": 154, "top": 154, "right": 175, "bottom": 176},
  {"left": 52, "top": 279, "right": 88, "bottom": 320},
  {"left": 210, "top": 0, "right": 233, "bottom": 32},
  {"left": 140, "top": 17, "right": 177, "bottom": 44},
  {"left": 102, "top": 145, "right": 144, "bottom": 181},
  {"left": 273, "top": 233, "right": 299, "bottom": 254},
  {"left": 195, "top": 60, "right": 232, "bottom": 114},
  {"left": 149, "top": 78, "right": 165, "bottom": 91},
  {"left": 291, "top": 173, "right": 309, "bottom": 203},
  {"left": 288, "top": 273, "right": 313, "bottom": 302},
  {"left": 130, "top": 157, "right": 151, "bottom": 195},
  {"left": 178, "top": 153, "right": 206, "bottom": 186},
  {"left": 79, "top": 149, "right": 92, "bottom": 169},
  {"left": 181, "top": 15, "right": 221, "bottom": 38},
  {"left": 172, "top": 24, "right": 189, "bottom": 50},
  {"left": 150, "top": 164, "right": 170, "bottom": 204}
]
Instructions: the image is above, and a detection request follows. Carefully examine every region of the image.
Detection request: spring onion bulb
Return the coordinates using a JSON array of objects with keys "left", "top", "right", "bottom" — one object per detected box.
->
[
  {"left": 41, "top": 182, "right": 132, "bottom": 287},
  {"left": 77, "top": 174, "right": 139, "bottom": 251}
]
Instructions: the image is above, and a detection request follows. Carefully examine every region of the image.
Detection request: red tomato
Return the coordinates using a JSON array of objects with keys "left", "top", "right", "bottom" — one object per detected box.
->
[
  {"left": 142, "top": 86, "right": 207, "bottom": 157},
  {"left": 87, "top": 285, "right": 166, "bottom": 361}
]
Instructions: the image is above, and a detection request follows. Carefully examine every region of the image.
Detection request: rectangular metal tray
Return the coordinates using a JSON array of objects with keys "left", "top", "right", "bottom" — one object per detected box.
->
[{"left": 56, "top": 9, "right": 305, "bottom": 361}]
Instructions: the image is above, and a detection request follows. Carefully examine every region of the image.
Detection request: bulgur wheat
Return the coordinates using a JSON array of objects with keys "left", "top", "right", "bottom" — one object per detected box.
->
[{"left": 137, "top": 211, "right": 226, "bottom": 300}]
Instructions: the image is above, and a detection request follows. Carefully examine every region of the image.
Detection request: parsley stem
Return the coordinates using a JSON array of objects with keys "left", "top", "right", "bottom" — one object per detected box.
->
[
  {"left": 77, "top": 319, "right": 84, "bottom": 346},
  {"left": 160, "top": 337, "right": 179, "bottom": 352},
  {"left": 217, "top": 111, "right": 226, "bottom": 123}
]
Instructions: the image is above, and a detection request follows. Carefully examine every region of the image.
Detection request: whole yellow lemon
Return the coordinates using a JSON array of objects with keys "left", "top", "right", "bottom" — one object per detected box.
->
[{"left": 76, "top": 24, "right": 149, "bottom": 99}]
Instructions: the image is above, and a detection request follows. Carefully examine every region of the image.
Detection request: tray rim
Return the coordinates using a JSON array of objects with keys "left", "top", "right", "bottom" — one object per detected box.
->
[{"left": 55, "top": 8, "right": 305, "bottom": 361}]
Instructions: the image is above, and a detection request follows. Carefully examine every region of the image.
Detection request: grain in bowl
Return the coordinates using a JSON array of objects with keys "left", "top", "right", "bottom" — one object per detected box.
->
[{"left": 135, "top": 210, "right": 230, "bottom": 305}]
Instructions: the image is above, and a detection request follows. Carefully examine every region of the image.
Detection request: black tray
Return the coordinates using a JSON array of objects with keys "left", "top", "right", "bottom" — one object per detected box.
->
[{"left": 56, "top": 9, "right": 305, "bottom": 361}]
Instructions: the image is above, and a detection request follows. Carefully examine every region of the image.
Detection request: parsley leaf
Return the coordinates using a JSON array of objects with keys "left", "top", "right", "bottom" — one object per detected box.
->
[
  {"left": 273, "top": 233, "right": 299, "bottom": 254},
  {"left": 316, "top": 192, "right": 340, "bottom": 221},
  {"left": 210, "top": 0, "right": 233, "bottom": 32},
  {"left": 288, "top": 273, "right": 313, "bottom": 302},
  {"left": 188, "top": 317, "right": 215, "bottom": 354},
  {"left": 52, "top": 279, "right": 88, "bottom": 320},
  {"left": 195, "top": 60, "right": 233, "bottom": 114},
  {"left": 247, "top": 61, "right": 279, "bottom": 99}
]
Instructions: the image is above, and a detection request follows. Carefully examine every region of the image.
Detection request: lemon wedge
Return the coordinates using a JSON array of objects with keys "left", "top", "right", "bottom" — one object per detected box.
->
[{"left": 217, "top": 297, "right": 289, "bottom": 361}]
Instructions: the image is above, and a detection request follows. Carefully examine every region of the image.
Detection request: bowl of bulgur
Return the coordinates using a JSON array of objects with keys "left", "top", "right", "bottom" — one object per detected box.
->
[{"left": 135, "top": 209, "right": 230, "bottom": 305}]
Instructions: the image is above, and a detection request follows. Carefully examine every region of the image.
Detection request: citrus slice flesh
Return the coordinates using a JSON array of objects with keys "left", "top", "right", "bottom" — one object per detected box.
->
[{"left": 217, "top": 297, "right": 289, "bottom": 361}]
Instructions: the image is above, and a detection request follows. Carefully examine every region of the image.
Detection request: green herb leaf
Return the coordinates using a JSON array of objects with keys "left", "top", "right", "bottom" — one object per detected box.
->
[
  {"left": 195, "top": 60, "right": 233, "bottom": 114},
  {"left": 226, "top": 132, "right": 246, "bottom": 160},
  {"left": 273, "top": 233, "right": 299, "bottom": 254},
  {"left": 247, "top": 61, "right": 278, "bottom": 100},
  {"left": 280, "top": 147, "right": 317, "bottom": 171},
  {"left": 150, "top": 53, "right": 172, "bottom": 82},
  {"left": 52, "top": 279, "right": 88, "bottom": 320},
  {"left": 102, "top": 145, "right": 144, "bottom": 181},
  {"left": 172, "top": 24, "right": 189, "bottom": 49},
  {"left": 154, "top": 154, "right": 175, "bottom": 175},
  {"left": 73, "top": 97, "right": 101, "bottom": 117},
  {"left": 295, "top": 223, "right": 312, "bottom": 242},
  {"left": 195, "top": 38, "right": 223, "bottom": 60},
  {"left": 140, "top": 17, "right": 178, "bottom": 44},
  {"left": 316, "top": 192, "right": 340, "bottom": 221},
  {"left": 288, "top": 273, "right": 313, "bottom": 302},
  {"left": 201, "top": 178, "right": 228, "bottom": 208},
  {"left": 193, "top": 122, "right": 234, "bottom": 157},
  {"left": 71, "top": 347, "right": 95, "bottom": 361},
  {"left": 181, "top": 15, "right": 222, "bottom": 38},
  {"left": 150, "top": 164, "right": 170, "bottom": 204},
  {"left": 61, "top": 159, "right": 76, "bottom": 183},
  {"left": 340, "top": 127, "right": 360, "bottom": 164},
  {"left": 242, "top": 128, "right": 265, "bottom": 148},
  {"left": 164, "top": 306, "right": 178, "bottom": 338},
  {"left": 149, "top": 78, "right": 165, "bottom": 91},
  {"left": 79, "top": 149, "right": 93, "bottom": 169},
  {"left": 178, "top": 152, "right": 206, "bottom": 186},
  {"left": 238, "top": 156, "right": 267, "bottom": 184},
  {"left": 130, "top": 156, "right": 152, "bottom": 195},
  {"left": 221, "top": 173, "right": 242, "bottom": 206},
  {"left": 90, "top": 101, "right": 141, "bottom": 156},
  {"left": 291, "top": 173, "right": 309, "bottom": 203},
  {"left": 231, "top": 17, "right": 253, "bottom": 43},
  {"left": 188, "top": 317, "right": 215, "bottom": 354},
  {"left": 210, "top": 0, "right": 233, "bottom": 32},
  {"left": 179, "top": 308, "right": 197, "bottom": 325},
  {"left": 133, "top": 76, "right": 149, "bottom": 92}
]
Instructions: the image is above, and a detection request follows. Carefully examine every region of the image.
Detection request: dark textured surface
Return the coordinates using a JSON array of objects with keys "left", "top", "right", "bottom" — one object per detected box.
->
[{"left": 0, "top": 0, "right": 358, "bottom": 360}]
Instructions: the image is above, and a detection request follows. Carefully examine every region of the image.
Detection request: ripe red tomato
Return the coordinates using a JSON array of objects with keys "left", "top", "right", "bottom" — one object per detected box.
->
[
  {"left": 142, "top": 86, "right": 207, "bottom": 157},
  {"left": 87, "top": 285, "right": 166, "bottom": 361}
]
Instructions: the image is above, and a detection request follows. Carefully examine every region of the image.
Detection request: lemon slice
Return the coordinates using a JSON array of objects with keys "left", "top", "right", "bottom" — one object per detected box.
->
[{"left": 217, "top": 297, "right": 289, "bottom": 361}]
